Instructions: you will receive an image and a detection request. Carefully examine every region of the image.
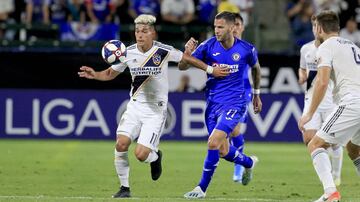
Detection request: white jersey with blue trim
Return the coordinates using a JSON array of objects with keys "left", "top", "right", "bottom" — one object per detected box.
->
[
  {"left": 112, "top": 41, "right": 183, "bottom": 103},
  {"left": 300, "top": 40, "right": 335, "bottom": 111},
  {"left": 317, "top": 36, "right": 360, "bottom": 104}
]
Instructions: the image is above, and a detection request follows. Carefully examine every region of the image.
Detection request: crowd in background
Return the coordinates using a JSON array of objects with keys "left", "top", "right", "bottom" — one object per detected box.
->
[
  {"left": 286, "top": 0, "right": 360, "bottom": 50},
  {"left": 1, "top": 0, "right": 360, "bottom": 52},
  {"left": 0, "top": 0, "right": 253, "bottom": 42}
]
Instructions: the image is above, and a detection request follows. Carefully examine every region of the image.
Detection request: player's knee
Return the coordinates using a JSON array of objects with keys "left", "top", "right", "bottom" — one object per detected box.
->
[
  {"left": 134, "top": 149, "right": 149, "bottom": 162},
  {"left": 134, "top": 145, "right": 151, "bottom": 162},
  {"left": 207, "top": 139, "right": 220, "bottom": 149},
  {"left": 115, "top": 140, "right": 130, "bottom": 152},
  {"left": 307, "top": 136, "right": 328, "bottom": 152},
  {"left": 115, "top": 143, "right": 128, "bottom": 152}
]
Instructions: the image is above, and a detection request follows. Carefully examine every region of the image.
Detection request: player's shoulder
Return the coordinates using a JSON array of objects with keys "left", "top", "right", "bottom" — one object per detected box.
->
[
  {"left": 321, "top": 36, "right": 352, "bottom": 48},
  {"left": 198, "top": 36, "right": 217, "bottom": 47},
  {"left": 300, "top": 40, "right": 315, "bottom": 53},
  {"left": 235, "top": 38, "right": 255, "bottom": 49},
  {"left": 154, "top": 41, "right": 174, "bottom": 51},
  {"left": 127, "top": 43, "right": 136, "bottom": 50}
]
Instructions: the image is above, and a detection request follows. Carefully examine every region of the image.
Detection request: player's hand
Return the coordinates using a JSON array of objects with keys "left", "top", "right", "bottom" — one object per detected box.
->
[
  {"left": 298, "top": 113, "right": 312, "bottom": 133},
  {"left": 252, "top": 95, "right": 262, "bottom": 114},
  {"left": 212, "top": 64, "right": 230, "bottom": 77},
  {"left": 78, "top": 66, "right": 96, "bottom": 79},
  {"left": 184, "top": 37, "right": 198, "bottom": 55}
]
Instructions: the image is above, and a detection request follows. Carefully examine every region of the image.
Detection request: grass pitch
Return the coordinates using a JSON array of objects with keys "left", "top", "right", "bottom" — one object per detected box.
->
[{"left": 0, "top": 140, "right": 359, "bottom": 202}]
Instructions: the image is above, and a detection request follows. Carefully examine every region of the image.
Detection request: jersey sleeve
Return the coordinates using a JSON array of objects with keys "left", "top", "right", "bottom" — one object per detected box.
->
[
  {"left": 168, "top": 47, "right": 184, "bottom": 63},
  {"left": 317, "top": 43, "right": 333, "bottom": 69},
  {"left": 247, "top": 46, "right": 258, "bottom": 67},
  {"left": 192, "top": 42, "right": 207, "bottom": 61},
  {"left": 299, "top": 45, "right": 306, "bottom": 69},
  {"left": 111, "top": 62, "right": 127, "bottom": 72}
]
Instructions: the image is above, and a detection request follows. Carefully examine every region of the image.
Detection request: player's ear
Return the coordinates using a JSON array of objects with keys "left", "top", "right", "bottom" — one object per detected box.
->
[
  {"left": 229, "top": 24, "right": 235, "bottom": 33},
  {"left": 316, "top": 24, "right": 322, "bottom": 34}
]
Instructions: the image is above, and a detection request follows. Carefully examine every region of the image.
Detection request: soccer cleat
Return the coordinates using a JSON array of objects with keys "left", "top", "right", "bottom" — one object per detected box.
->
[
  {"left": 150, "top": 150, "right": 162, "bottom": 181},
  {"left": 112, "top": 186, "right": 131, "bottom": 198},
  {"left": 184, "top": 186, "right": 206, "bottom": 199},
  {"left": 233, "top": 164, "right": 244, "bottom": 183},
  {"left": 313, "top": 191, "right": 341, "bottom": 202},
  {"left": 242, "top": 156, "right": 258, "bottom": 186}
]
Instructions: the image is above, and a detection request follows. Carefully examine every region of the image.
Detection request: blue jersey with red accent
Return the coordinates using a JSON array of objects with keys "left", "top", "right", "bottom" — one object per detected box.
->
[{"left": 192, "top": 37, "right": 258, "bottom": 104}]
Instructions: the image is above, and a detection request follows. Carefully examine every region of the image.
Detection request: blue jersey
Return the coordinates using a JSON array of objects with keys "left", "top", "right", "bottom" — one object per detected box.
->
[
  {"left": 192, "top": 37, "right": 258, "bottom": 105},
  {"left": 243, "top": 65, "right": 252, "bottom": 104}
]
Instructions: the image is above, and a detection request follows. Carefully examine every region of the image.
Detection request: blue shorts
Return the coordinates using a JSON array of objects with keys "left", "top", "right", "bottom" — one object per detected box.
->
[{"left": 205, "top": 102, "right": 248, "bottom": 136}]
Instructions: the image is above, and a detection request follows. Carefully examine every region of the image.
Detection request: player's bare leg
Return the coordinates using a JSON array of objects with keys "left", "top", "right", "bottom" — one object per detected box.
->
[
  {"left": 113, "top": 135, "right": 132, "bottom": 198},
  {"left": 346, "top": 141, "right": 360, "bottom": 176},
  {"left": 135, "top": 144, "right": 162, "bottom": 181}
]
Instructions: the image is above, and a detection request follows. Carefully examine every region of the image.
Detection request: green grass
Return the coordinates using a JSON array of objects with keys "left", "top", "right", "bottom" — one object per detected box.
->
[{"left": 0, "top": 140, "right": 358, "bottom": 202}]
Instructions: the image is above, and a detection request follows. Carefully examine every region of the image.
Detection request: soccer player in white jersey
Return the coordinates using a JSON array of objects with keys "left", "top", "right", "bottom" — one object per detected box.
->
[
  {"left": 299, "top": 18, "right": 343, "bottom": 187},
  {"left": 78, "top": 14, "right": 228, "bottom": 198},
  {"left": 299, "top": 10, "right": 360, "bottom": 202}
]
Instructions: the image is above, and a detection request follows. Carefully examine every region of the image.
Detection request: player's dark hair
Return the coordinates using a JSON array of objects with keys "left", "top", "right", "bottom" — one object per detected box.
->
[
  {"left": 215, "top": 11, "right": 236, "bottom": 24},
  {"left": 233, "top": 12, "right": 243, "bottom": 23},
  {"left": 315, "top": 10, "right": 340, "bottom": 33}
]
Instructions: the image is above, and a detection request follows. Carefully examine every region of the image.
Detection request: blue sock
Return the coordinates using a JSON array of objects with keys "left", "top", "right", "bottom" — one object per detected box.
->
[
  {"left": 231, "top": 134, "right": 245, "bottom": 153},
  {"left": 223, "top": 145, "right": 253, "bottom": 168},
  {"left": 198, "top": 149, "right": 219, "bottom": 192}
]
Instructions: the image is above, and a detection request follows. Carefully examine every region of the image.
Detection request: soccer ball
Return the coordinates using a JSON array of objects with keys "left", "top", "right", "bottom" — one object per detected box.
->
[{"left": 101, "top": 40, "right": 127, "bottom": 65}]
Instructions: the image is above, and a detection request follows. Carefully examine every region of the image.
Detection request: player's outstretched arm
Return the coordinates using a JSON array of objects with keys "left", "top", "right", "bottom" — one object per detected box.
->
[
  {"left": 178, "top": 37, "right": 198, "bottom": 70},
  {"left": 180, "top": 54, "right": 229, "bottom": 77},
  {"left": 251, "top": 61, "right": 262, "bottom": 114},
  {"left": 78, "top": 66, "right": 120, "bottom": 81}
]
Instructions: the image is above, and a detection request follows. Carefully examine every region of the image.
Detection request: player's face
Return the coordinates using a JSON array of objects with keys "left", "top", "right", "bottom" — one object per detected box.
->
[
  {"left": 214, "top": 18, "right": 234, "bottom": 42},
  {"left": 135, "top": 24, "right": 155, "bottom": 47},
  {"left": 233, "top": 18, "right": 244, "bottom": 39}
]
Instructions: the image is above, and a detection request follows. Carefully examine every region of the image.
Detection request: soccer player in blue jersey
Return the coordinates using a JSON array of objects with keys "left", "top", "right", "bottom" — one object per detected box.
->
[
  {"left": 179, "top": 11, "right": 262, "bottom": 199},
  {"left": 229, "top": 12, "right": 253, "bottom": 183}
]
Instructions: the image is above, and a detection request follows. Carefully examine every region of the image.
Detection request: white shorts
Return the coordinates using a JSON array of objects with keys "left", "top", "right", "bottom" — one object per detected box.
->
[
  {"left": 303, "top": 101, "right": 333, "bottom": 130},
  {"left": 316, "top": 102, "right": 360, "bottom": 146},
  {"left": 116, "top": 100, "right": 167, "bottom": 151}
]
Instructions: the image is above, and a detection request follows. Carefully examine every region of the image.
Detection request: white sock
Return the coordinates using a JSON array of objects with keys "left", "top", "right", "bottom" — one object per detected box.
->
[
  {"left": 329, "top": 145, "right": 343, "bottom": 179},
  {"left": 143, "top": 151, "right": 158, "bottom": 163},
  {"left": 353, "top": 156, "right": 360, "bottom": 176},
  {"left": 311, "top": 148, "right": 336, "bottom": 194},
  {"left": 114, "top": 150, "right": 130, "bottom": 187}
]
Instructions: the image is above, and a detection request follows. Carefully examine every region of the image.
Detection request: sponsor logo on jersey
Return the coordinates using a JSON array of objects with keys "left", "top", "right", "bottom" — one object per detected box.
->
[
  {"left": 218, "top": 63, "right": 239, "bottom": 73},
  {"left": 131, "top": 67, "right": 162, "bottom": 76}
]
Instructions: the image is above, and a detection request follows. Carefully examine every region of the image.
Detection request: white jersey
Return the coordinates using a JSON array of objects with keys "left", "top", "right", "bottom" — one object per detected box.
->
[
  {"left": 300, "top": 41, "right": 335, "bottom": 111},
  {"left": 112, "top": 41, "right": 183, "bottom": 103},
  {"left": 317, "top": 36, "right": 360, "bottom": 104}
]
